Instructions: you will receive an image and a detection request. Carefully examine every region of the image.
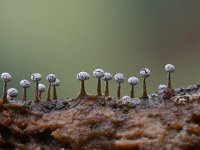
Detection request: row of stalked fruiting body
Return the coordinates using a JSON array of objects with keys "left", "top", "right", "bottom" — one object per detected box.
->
[
  {"left": 76, "top": 64, "right": 175, "bottom": 99},
  {"left": 31, "top": 73, "right": 60, "bottom": 102},
  {"left": 0, "top": 73, "right": 60, "bottom": 103},
  {"left": 1, "top": 64, "right": 175, "bottom": 103},
  {"left": 6, "top": 85, "right": 44, "bottom": 101}
]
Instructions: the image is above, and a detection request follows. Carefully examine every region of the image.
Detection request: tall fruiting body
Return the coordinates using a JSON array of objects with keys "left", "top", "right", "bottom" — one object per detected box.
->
[
  {"left": 128, "top": 76, "right": 139, "bottom": 98},
  {"left": 31, "top": 73, "right": 42, "bottom": 102},
  {"left": 46, "top": 74, "right": 56, "bottom": 101},
  {"left": 140, "top": 68, "right": 151, "bottom": 99},
  {"left": 102, "top": 72, "right": 112, "bottom": 96},
  {"left": 76, "top": 72, "right": 89, "bottom": 98},
  {"left": 20, "top": 80, "right": 31, "bottom": 101},
  {"left": 1, "top": 72, "right": 12, "bottom": 103},
  {"left": 7, "top": 88, "right": 18, "bottom": 100},
  {"left": 93, "top": 69, "right": 104, "bottom": 96},
  {"left": 114, "top": 73, "right": 125, "bottom": 99},
  {"left": 165, "top": 64, "right": 175, "bottom": 89},
  {"left": 38, "top": 84, "right": 46, "bottom": 99},
  {"left": 52, "top": 79, "right": 60, "bottom": 100}
]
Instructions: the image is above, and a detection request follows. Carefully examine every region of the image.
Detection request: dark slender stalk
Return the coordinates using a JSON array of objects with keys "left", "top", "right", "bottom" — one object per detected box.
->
[
  {"left": 39, "top": 92, "right": 42, "bottom": 99},
  {"left": 53, "top": 85, "right": 57, "bottom": 100},
  {"left": 117, "top": 83, "right": 121, "bottom": 99},
  {"left": 35, "top": 81, "right": 39, "bottom": 102},
  {"left": 130, "top": 85, "right": 134, "bottom": 98},
  {"left": 142, "top": 78, "right": 148, "bottom": 99},
  {"left": 22, "top": 88, "right": 27, "bottom": 101},
  {"left": 97, "top": 78, "right": 102, "bottom": 96},
  {"left": 46, "top": 83, "right": 51, "bottom": 101},
  {"left": 167, "top": 72, "right": 172, "bottom": 89},
  {"left": 105, "top": 80, "right": 109, "bottom": 96},
  {"left": 2, "top": 82, "right": 8, "bottom": 104}
]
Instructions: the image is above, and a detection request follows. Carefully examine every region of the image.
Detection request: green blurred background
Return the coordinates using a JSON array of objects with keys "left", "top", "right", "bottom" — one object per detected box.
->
[{"left": 0, "top": 0, "right": 200, "bottom": 100}]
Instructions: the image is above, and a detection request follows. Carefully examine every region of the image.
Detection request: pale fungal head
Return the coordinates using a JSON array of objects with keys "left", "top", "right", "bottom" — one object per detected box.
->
[
  {"left": 128, "top": 76, "right": 139, "bottom": 85},
  {"left": 158, "top": 84, "right": 167, "bottom": 91},
  {"left": 52, "top": 79, "right": 61, "bottom": 86},
  {"left": 93, "top": 69, "right": 105, "bottom": 78},
  {"left": 165, "top": 64, "right": 175, "bottom": 73},
  {"left": 38, "top": 84, "right": 46, "bottom": 93},
  {"left": 102, "top": 72, "right": 112, "bottom": 81},
  {"left": 20, "top": 80, "right": 31, "bottom": 88},
  {"left": 77, "top": 72, "right": 90, "bottom": 81},
  {"left": 31, "top": 73, "right": 42, "bottom": 82},
  {"left": 7, "top": 88, "right": 18, "bottom": 98},
  {"left": 114, "top": 73, "right": 125, "bottom": 83},
  {"left": 46, "top": 74, "right": 56, "bottom": 83},
  {"left": 1, "top": 72, "right": 12, "bottom": 82},
  {"left": 140, "top": 68, "right": 151, "bottom": 78},
  {"left": 122, "top": 96, "right": 130, "bottom": 100}
]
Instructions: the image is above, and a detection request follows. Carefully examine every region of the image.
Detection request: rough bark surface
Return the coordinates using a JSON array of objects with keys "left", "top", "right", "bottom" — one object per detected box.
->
[{"left": 0, "top": 84, "right": 200, "bottom": 150}]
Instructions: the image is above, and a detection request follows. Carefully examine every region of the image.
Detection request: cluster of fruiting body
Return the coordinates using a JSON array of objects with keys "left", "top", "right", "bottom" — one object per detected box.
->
[
  {"left": 0, "top": 64, "right": 176, "bottom": 103},
  {"left": 0, "top": 73, "right": 60, "bottom": 104}
]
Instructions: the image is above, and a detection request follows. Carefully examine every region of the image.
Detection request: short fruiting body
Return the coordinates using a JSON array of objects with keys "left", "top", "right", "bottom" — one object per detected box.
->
[
  {"left": 38, "top": 84, "right": 46, "bottom": 99},
  {"left": 31, "top": 73, "right": 42, "bottom": 102},
  {"left": 1, "top": 72, "right": 12, "bottom": 103},
  {"left": 93, "top": 69, "right": 104, "bottom": 96},
  {"left": 7, "top": 88, "right": 18, "bottom": 100},
  {"left": 77, "top": 72, "right": 89, "bottom": 98},
  {"left": 140, "top": 68, "right": 151, "bottom": 99},
  {"left": 46, "top": 74, "right": 56, "bottom": 101},
  {"left": 52, "top": 79, "right": 60, "bottom": 100},
  {"left": 158, "top": 84, "right": 167, "bottom": 91},
  {"left": 121, "top": 96, "right": 131, "bottom": 105},
  {"left": 102, "top": 72, "right": 112, "bottom": 96},
  {"left": 165, "top": 64, "right": 175, "bottom": 89},
  {"left": 20, "top": 79, "right": 31, "bottom": 101},
  {"left": 122, "top": 96, "right": 130, "bottom": 100},
  {"left": 114, "top": 73, "right": 125, "bottom": 99},
  {"left": 128, "top": 76, "right": 139, "bottom": 98}
]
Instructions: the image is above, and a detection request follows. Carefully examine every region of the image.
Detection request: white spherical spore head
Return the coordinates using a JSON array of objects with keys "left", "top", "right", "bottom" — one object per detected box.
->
[
  {"left": 140, "top": 68, "right": 151, "bottom": 78},
  {"left": 46, "top": 74, "right": 56, "bottom": 82},
  {"left": 158, "top": 84, "right": 167, "bottom": 91},
  {"left": 114, "top": 73, "right": 125, "bottom": 83},
  {"left": 7, "top": 88, "right": 18, "bottom": 98},
  {"left": 77, "top": 72, "right": 90, "bottom": 81},
  {"left": 93, "top": 69, "right": 104, "bottom": 78},
  {"left": 38, "top": 84, "right": 46, "bottom": 93},
  {"left": 102, "top": 72, "right": 112, "bottom": 81},
  {"left": 20, "top": 80, "right": 31, "bottom": 88},
  {"left": 52, "top": 79, "right": 61, "bottom": 86},
  {"left": 31, "top": 73, "right": 42, "bottom": 82},
  {"left": 128, "top": 76, "right": 139, "bottom": 85},
  {"left": 165, "top": 64, "right": 175, "bottom": 73},
  {"left": 1, "top": 72, "right": 12, "bottom": 82},
  {"left": 122, "top": 96, "right": 130, "bottom": 100}
]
